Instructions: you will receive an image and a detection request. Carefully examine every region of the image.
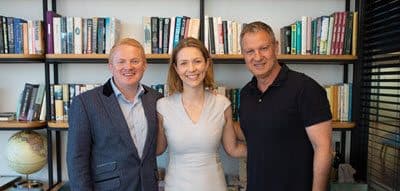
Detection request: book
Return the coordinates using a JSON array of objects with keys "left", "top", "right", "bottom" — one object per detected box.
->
[
  {"left": 18, "top": 83, "right": 39, "bottom": 121},
  {"left": 97, "top": 17, "right": 106, "bottom": 54},
  {"left": 158, "top": 17, "right": 164, "bottom": 54},
  {"left": 143, "top": 16, "right": 151, "bottom": 54},
  {"left": 351, "top": 12, "right": 358, "bottom": 56},
  {"left": 280, "top": 25, "right": 291, "bottom": 54},
  {"left": 0, "top": 175, "right": 21, "bottom": 190},
  {"left": 162, "top": 18, "right": 170, "bottom": 54},
  {"left": 151, "top": 17, "right": 159, "bottom": 53},
  {"left": 53, "top": 16, "right": 61, "bottom": 54},
  {"left": 74, "top": 17, "right": 83, "bottom": 54},
  {"left": 0, "top": 15, "right": 4, "bottom": 54},
  {"left": 46, "top": 11, "right": 60, "bottom": 54},
  {"left": 0, "top": 112, "right": 16, "bottom": 121}
]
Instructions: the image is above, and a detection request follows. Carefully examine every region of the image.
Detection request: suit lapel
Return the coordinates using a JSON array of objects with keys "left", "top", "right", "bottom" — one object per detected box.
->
[
  {"left": 100, "top": 80, "right": 141, "bottom": 160},
  {"left": 141, "top": 87, "right": 156, "bottom": 160}
]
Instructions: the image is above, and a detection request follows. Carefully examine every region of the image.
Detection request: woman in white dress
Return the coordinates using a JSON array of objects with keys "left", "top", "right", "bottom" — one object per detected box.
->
[{"left": 156, "top": 37, "right": 247, "bottom": 191}]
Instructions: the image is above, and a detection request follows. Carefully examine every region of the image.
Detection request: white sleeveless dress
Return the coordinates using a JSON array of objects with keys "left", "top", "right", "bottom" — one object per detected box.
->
[{"left": 157, "top": 91, "right": 230, "bottom": 191}]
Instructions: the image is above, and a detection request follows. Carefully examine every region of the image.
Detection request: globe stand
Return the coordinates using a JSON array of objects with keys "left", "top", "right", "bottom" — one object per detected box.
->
[{"left": 12, "top": 174, "right": 44, "bottom": 191}]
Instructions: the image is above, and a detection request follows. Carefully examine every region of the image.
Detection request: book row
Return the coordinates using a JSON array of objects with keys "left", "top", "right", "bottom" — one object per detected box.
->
[
  {"left": 325, "top": 83, "right": 353, "bottom": 122},
  {"left": 143, "top": 16, "right": 201, "bottom": 54},
  {"left": 151, "top": 84, "right": 241, "bottom": 121},
  {"left": 0, "top": 16, "right": 44, "bottom": 54},
  {"left": 203, "top": 16, "right": 243, "bottom": 55},
  {"left": 46, "top": 11, "right": 120, "bottom": 54},
  {"left": 10, "top": 82, "right": 353, "bottom": 123},
  {"left": 280, "top": 11, "right": 358, "bottom": 56}
]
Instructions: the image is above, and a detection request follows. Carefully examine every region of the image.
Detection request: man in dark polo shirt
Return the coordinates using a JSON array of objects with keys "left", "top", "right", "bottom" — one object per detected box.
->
[{"left": 238, "top": 21, "right": 333, "bottom": 191}]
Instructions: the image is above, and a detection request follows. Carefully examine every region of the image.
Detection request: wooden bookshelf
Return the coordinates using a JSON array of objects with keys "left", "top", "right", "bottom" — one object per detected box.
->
[
  {"left": 46, "top": 54, "right": 357, "bottom": 61},
  {"left": 0, "top": 120, "right": 47, "bottom": 130},
  {"left": 0, "top": 54, "right": 44, "bottom": 63},
  {"left": 332, "top": 121, "right": 356, "bottom": 129},
  {"left": 47, "top": 121, "right": 356, "bottom": 130},
  {"left": 232, "top": 121, "right": 355, "bottom": 129},
  {"left": 47, "top": 120, "right": 69, "bottom": 130},
  {"left": 46, "top": 53, "right": 171, "bottom": 64},
  {"left": 211, "top": 54, "right": 357, "bottom": 61}
]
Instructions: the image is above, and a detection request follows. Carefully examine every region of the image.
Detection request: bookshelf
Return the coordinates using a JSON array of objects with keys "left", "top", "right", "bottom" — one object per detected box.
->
[
  {"left": 0, "top": 121, "right": 47, "bottom": 130},
  {"left": 47, "top": 121, "right": 357, "bottom": 130},
  {"left": 1, "top": 0, "right": 361, "bottom": 189}
]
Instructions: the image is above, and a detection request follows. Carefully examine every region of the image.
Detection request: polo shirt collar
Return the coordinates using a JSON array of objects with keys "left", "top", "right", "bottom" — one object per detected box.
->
[{"left": 249, "top": 63, "right": 289, "bottom": 91}]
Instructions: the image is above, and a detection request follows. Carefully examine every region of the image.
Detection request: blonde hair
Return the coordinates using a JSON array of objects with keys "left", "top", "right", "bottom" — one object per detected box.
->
[
  {"left": 167, "top": 37, "right": 214, "bottom": 95},
  {"left": 108, "top": 38, "right": 146, "bottom": 64}
]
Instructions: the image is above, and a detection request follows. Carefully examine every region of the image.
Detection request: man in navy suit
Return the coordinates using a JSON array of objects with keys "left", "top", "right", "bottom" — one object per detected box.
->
[{"left": 67, "top": 38, "right": 162, "bottom": 191}]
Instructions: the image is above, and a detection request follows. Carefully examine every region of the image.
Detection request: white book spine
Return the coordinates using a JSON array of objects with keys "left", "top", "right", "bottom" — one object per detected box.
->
[
  {"left": 168, "top": 16, "right": 175, "bottom": 54},
  {"left": 301, "top": 16, "right": 307, "bottom": 55},
  {"left": 204, "top": 15, "right": 209, "bottom": 52},
  {"left": 53, "top": 17, "right": 61, "bottom": 54},
  {"left": 74, "top": 17, "right": 83, "bottom": 54}
]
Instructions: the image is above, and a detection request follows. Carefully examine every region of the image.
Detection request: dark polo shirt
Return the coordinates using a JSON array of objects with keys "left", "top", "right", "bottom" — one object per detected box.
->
[{"left": 239, "top": 64, "right": 332, "bottom": 191}]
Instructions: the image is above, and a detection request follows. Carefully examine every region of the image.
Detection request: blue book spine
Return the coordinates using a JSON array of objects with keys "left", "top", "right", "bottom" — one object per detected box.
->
[
  {"left": 173, "top": 17, "right": 182, "bottom": 48},
  {"left": 296, "top": 20, "right": 302, "bottom": 55}
]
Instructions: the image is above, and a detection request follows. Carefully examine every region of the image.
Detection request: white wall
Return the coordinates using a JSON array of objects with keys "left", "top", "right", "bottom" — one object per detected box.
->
[{"left": 0, "top": 0, "right": 349, "bottom": 183}]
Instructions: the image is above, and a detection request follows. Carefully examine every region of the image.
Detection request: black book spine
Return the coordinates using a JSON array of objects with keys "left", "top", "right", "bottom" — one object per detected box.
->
[
  {"left": 151, "top": 17, "right": 159, "bottom": 54},
  {"left": 222, "top": 20, "right": 228, "bottom": 54},
  {"left": 208, "top": 17, "right": 215, "bottom": 54}
]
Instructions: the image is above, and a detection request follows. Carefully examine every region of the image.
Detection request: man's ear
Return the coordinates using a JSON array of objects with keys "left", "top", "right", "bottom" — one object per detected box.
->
[{"left": 274, "top": 40, "right": 279, "bottom": 54}]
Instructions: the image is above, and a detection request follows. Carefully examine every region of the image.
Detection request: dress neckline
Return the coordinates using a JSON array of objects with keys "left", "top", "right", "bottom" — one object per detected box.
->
[{"left": 178, "top": 91, "right": 209, "bottom": 125}]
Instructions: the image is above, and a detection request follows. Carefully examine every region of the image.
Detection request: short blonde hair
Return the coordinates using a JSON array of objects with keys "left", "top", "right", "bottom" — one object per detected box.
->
[
  {"left": 108, "top": 38, "right": 146, "bottom": 64},
  {"left": 167, "top": 37, "right": 214, "bottom": 95}
]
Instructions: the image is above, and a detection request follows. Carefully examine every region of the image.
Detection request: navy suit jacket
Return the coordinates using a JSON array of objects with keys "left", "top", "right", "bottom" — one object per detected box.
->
[{"left": 67, "top": 79, "right": 162, "bottom": 191}]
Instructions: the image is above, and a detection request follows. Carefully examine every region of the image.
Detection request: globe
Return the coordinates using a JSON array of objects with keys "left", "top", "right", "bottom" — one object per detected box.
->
[{"left": 6, "top": 130, "right": 47, "bottom": 175}]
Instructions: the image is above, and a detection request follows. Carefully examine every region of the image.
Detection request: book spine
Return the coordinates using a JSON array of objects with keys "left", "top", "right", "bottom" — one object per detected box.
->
[
  {"left": 203, "top": 15, "right": 209, "bottom": 52},
  {"left": 86, "top": 18, "right": 93, "bottom": 54},
  {"left": 143, "top": 16, "right": 151, "bottom": 54},
  {"left": 173, "top": 17, "right": 182, "bottom": 49},
  {"left": 168, "top": 16, "right": 175, "bottom": 54},
  {"left": 60, "top": 17, "right": 67, "bottom": 54},
  {"left": 46, "top": 11, "right": 59, "bottom": 54},
  {"left": 27, "top": 84, "right": 39, "bottom": 121},
  {"left": 291, "top": 23, "right": 296, "bottom": 54},
  {"left": 74, "top": 17, "right": 83, "bottom": 54},
  {"left": 326, "top": 15, "right": 335, "bottom": 55},
  {"left": 53, "top": 17, "right": 61, "bottom": 54},
  {"left": 0, "top": 16, "right": 4, "bottom": 54},
  {"left": 91, "top": 17, "right": 98, "bottom": 53},
  {"left": 351, "top": 12, "right": 358, "bottom": 56},
  {"left": 208, "top": 17, "right": 215, "bottom": 54},
  {"left": 22, "top": 22, "right": 28, "bottom": 54},
  {"left": 32, "top": 84, "right": 45, "bottom": 120},
  {"left": 18, "top": 83, "right": 35, "bottom": 121},
  {"left": 7, "top": 17, "right": 15, "bottom": 54},
  {"left": 97, "top": 17, "right": 105, "bottom": 54},
  {"left": 162, "top": 18, "right": 170, "bottom": 54},
  {"left": 301, "top": 16, "right": 307, "bottom": 55},
  {"left": 53, "top": 84, "right": 64, "bottom": 121},
  {"left": 222, "top": 20, "right": 228, "bottom": 54},
  {"left": 151, "top": 17, "right": 159, "bottom": 53},
  {"left": 158, "top": 17, "right": 164, "bottom": 54},
  {"left": 2, "top": 17, "right": 8, "bottom": 53},
  {"left": 319, "top": 16, "right": 330, "bottom": 55}
]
